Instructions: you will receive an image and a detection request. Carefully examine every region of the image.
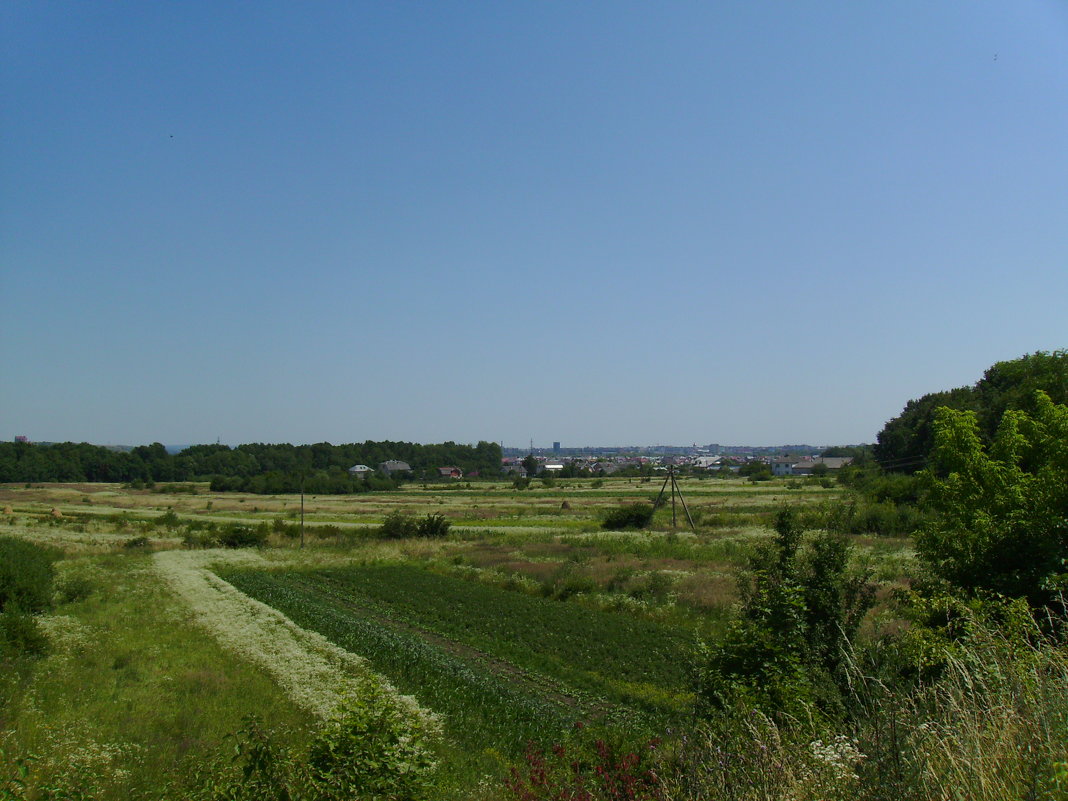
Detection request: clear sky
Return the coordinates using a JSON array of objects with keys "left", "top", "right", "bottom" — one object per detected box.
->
[{"left": 2, "top": 2, "right": 1066, "bottom": 449}]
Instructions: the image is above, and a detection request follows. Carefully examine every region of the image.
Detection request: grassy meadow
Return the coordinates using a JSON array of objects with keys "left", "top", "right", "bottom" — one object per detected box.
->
[{"left": 0, "top": 475, "right": 982, "bottom": 799}]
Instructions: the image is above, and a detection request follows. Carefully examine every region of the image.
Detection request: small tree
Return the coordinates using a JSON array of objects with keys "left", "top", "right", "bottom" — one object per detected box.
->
[
  {"left": 521, "top": 453, "right": 539, "bottom": 476},
  {"left": 694, "top": 508, "right": 874, "bottom": 719}
]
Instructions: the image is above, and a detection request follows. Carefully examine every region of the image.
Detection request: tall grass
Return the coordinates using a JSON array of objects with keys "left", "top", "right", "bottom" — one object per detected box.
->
[{"left": 659, "top": 612, "right": 1068, "bottom": 801}]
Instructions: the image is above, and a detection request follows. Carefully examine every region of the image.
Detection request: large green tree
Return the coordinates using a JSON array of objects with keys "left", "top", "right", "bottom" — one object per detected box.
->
[{"left": 917, "top": 391, "right": 1068, "bottom": 608}]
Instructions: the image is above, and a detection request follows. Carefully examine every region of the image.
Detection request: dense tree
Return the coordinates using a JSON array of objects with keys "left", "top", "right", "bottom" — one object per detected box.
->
[
  {"left": 875, "top": 350, "right": 1067, "bottom": 473},
  {"left": 0, "top": 439, "right": 503, "bottom": 490},
  {"left": 916, "top": 391, "right": 1068, "bottom": 609},
  {"left": 820, "top": 444, "right": 873, "bottom": 462}
]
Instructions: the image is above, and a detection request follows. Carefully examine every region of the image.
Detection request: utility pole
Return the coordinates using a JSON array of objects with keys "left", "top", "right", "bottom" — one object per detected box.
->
[{"left": 653, "top": 464, "right": 696, "bottom": 531}]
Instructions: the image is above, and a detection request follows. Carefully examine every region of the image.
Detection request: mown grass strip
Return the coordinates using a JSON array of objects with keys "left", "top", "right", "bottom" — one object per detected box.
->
[{"left": 221, "top": 569, "right": 580, "bottom": 763}]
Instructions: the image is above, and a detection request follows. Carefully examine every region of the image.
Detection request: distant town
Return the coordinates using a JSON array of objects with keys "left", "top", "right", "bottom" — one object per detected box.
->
[{"left": 497, "top": 443, "right": 858, "bottom": 479}]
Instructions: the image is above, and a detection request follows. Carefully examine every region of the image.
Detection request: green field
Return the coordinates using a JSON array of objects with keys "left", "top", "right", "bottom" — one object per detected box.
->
[{"left": 0, "top": 477, "right": 918, "bottom": 798}]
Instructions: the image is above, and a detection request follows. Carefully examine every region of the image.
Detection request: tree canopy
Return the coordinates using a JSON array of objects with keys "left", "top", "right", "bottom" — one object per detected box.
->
[
  {"left": 0, "top": 439, "right": 503, "bottom": 487},
  {"left": 916, "top": 390, "right": 1068, "bottom": 608},
  {"left": 874, "top": 350, "right": 1068, "bottom": 472}
]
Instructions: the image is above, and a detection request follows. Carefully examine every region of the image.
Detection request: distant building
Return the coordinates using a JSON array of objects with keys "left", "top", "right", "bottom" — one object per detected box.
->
[
  {"left": 543, "top": 463, "right": 565, "bottom": 473},
  {"left": 791, "top": 457, "right": 853, "bottom": 475},
  {"left": 378, "top": 460, "right": 412, "bottom": 474},
  {"left": 14, "top": 436, "right": 29, "bottom": 443},
  {"left": 553, "top": 441, "right": 561, "bottom": 453},
  {"left": 347, "top": 464, "right": 374, "bottom": 478},
  {"left": 771, "top": 456, "right": 801, "bottom": 476},
  {"left": 773, "top": 456, "right": 853, "bottom": 476},
  {"left": 693, "top": 456, "right": 723, "bottom": 469},
  {"left": 437, "top": 466, "right": 463, "bottom": 479}
]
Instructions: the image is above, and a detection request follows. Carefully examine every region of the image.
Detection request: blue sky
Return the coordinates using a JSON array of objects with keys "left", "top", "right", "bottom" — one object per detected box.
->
[{"left": 2, "top": 1, "right": 1066, "bottom": 448}]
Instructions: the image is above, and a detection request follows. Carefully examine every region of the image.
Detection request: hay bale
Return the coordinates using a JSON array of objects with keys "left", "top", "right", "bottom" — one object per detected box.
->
[
  {"left": 3, "top": 505, "right": 12, "bottom": 515},
  {"left": 50, "top": 508, "right": 63, "bottom": 518}
]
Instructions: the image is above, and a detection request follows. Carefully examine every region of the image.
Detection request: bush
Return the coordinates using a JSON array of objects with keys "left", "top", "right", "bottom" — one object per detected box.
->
[
  {"left": 693, "top": 508, "right": 874, "bottom": 719},
  {"left": 155, "top": 510, "right": 180, "bottom": 529},
  {"left": 218, "top": 524, "right": 268, "bottom": 548},
  {"left": 378, "top": 511, "right": 419, "bottom": 539},
  {"left": 0, "top": 609, "right": 49, "bottom": 657},
  {"left": 272, "top": 517, "right": 299, "bottom": 539},
  {"left": 415, "top": 513, "right": 450, "bottom": 539},
  {"left": 0, "top": 536, "right": 59, "bottom": 615},
  {"left": 54, "top": 571, "right": 94, "bottom": 605},
  {"left": 377, "top": 512, "right": 451, "bottom": 539},
  {"left": 306, "top": 687, "right": 440, "bottom": 800},
  {"left": 602, "top": 503, "right": 655, "bottom": 530},
  {"left": 206, "top": 687, "right": 440, "bottom": 801},
  {"left": 123, "top": 535, "right": 152, "bottom": 549}
]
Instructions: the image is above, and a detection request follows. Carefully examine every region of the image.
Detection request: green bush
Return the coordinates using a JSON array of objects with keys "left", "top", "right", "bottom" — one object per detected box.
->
[
  {"left": 694, "top": 508, "right": 874, "bottom": 719},
  {"left": 415, "top": 513, "right": 450, "bottom": 539},
  {"left": 0, "top": 536, "right": 59, "bottom": 614},
  {"left": 218, "top": 524, "right": 268, "bottom": 548},
  {"left": 377, "top": 512, "right": 451, "bottom": 539},
  {"left": 54, "top": 571, "right": 94, "bottom": 605},
  {"left": 306, "top": 687, "right": 440, "bottom": 800},
  {"left": 602, "top": 503, "right": 655, "bottom": 530},
  {"left": 0, "top": 609, "right": 49, "bottom": 657},
  {"left": 155, "top": 510, "right": 180, "bottom": 529},
  {"left": 378, "top": 510, "right": 419, "bottom": 539},
  {"left": 272, "top": 517, "right": 299, "bottom": 539},
  {"left": 201, "top": 687, "right": 440, "bottom": 801}
]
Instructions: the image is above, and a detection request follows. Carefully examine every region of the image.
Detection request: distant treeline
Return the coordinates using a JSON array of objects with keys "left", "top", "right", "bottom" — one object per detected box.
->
[{"left": 0, "top": 440, "right": 503, "bottom": 490}]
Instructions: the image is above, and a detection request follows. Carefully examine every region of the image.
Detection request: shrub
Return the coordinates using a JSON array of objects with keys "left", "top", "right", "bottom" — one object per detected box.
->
[
  {"left": 218, "top": 524, "right": 268, "bottom": 548},
  {"left": 306, "top": 687, "right": 440, "bottom": 801},
  {"left": 313, "top": 524, "right": 343, "bottom": 540},
  {"left": 155, "top": 510, "right": 180, "bottom": 529},
  {"left": 602, "top": 503, "right": 655, "bottom": 530},
  {"left": 693, "top": 508, "right": 874, "bottom": 719},
  {"left": 54, "top": 571, "right": 94, "bottom": 605},
  {"left": 415, "top": 513, "right": 450, "bottom": 539},
  {"left": 0, "top": 536, "right": 59, "bottom": 615},
  {"left": 378, "top": 510, "right": 418, "bottom": 539},
  {"left": 0, "top": 609, "right": 49, "bottom": 657},
  {"left": 123, "top": 535, "right": 152, "bottom": 550}
]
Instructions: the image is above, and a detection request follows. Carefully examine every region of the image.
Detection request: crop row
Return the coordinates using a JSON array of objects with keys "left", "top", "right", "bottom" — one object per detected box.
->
[
  {"left": 254, "top": 565, "right": 695, "bottom": 721},
  {"left": 221, "top": 569, "right": 585, "bottom": 767}
]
